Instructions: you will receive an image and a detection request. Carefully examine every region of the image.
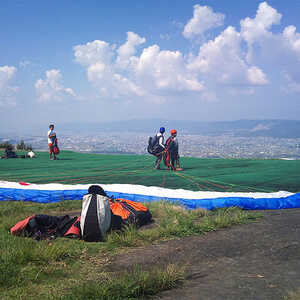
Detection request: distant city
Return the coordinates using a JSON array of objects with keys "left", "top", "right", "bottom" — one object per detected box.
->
[
  {"left": 1, "top": 132, "right": 300, "bottom": 159},
  {"left": 2, "top": 120, "right": 300, "bottom": 159}
]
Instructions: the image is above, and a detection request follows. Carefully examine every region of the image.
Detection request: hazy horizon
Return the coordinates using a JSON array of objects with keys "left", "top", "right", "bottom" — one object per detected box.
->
[{"left": 1, "top": 118, "right": 300, "bottom": 138}]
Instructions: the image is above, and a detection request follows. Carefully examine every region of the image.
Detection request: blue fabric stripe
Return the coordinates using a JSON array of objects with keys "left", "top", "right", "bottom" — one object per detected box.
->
[{"left": 1, "top": 187, "right": 300, "bottom": 210}]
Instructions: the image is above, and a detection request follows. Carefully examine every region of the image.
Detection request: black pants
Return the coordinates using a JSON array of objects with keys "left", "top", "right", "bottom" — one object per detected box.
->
[
  {"left": 155, "top": 153, "right": 163, "bottom": 168},
  {"left": 170, "top": 152, "right": 179, "bottom": 170}
]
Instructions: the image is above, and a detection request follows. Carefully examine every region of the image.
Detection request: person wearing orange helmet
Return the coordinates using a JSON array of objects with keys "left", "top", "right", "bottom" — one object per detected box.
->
[{"left": 164, "top": 129, "right": 182, "bottom": 171}]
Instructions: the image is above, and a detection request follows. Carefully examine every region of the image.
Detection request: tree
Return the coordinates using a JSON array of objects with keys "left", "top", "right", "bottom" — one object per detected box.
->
[
  {"left": 0, "top": 141, "right": 14, "bottom": 150},
  {"left": 16, "top": 140, "right": 33, "bottom": 151},
  {"left": 16, "top": 140, "right": 25, "bottom": 150}
]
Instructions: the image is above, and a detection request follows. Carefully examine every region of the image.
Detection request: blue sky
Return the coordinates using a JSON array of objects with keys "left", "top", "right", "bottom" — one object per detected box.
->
[{"left": 1, "top": 0, "right": 300, "bottom": 132}]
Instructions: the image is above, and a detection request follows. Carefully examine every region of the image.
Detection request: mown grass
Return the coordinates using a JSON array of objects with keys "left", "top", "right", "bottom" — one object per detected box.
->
[{"left": 0, "top": 200, "right": 260, "bottom": 299}]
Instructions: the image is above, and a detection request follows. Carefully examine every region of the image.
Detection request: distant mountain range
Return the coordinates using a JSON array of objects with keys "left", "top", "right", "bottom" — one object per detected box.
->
[{"left": 58, "top": 119, "right": 300, "bottom": 139}]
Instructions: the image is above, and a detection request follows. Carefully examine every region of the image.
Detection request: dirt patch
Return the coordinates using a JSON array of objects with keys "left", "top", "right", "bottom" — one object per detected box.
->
[{"left": 107, "top": 209, "right": 300, "bottom": 300}]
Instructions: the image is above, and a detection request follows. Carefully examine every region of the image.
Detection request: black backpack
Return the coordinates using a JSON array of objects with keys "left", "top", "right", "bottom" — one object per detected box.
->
[
  {"left": 4, "top": 149, "right": 18, "bottom": 158},
  {"left": 147, "top": 135, "right": 158, "bottom": 154},
  {"left": 11, "top": 214, "right": 80, "bottom": 240}
]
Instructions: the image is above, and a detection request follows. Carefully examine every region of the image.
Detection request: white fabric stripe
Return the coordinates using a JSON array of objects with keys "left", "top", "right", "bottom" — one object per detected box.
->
[{"left": 0, "top": 181, "right": 293, "bottom": 200}]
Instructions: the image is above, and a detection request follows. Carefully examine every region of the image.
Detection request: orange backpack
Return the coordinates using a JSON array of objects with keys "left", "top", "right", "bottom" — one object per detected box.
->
[{"left": 109, "top": 198, "right": 152, "bottom": 227}]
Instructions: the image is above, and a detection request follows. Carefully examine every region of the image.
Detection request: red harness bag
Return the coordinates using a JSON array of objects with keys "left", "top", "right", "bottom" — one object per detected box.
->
[
  {"left": 10, "top": 215, "right": 35, "bottom": 236},
  {"left": 53, "top": 137, "right": 60, "bottom": 155}
]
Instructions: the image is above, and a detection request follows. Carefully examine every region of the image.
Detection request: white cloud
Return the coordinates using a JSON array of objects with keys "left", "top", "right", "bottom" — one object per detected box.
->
[
  {"left": 282, "top": 26, "right": 300, "bottom": 59},
  {"left": 87, "top": 62, "right": 145, "bottom": 98},
  {"left": 74, "top": 40, "right": 113, "bottom": 66},
  {"left": 247, "top": 66, "right": 268, "bottom": 85},
  {"left": 74, "top": 33, "right": 204, "bottom": 101},
  {"left": 135, "top": 45, "right": 204, "bottom": 92},
  {"left": 188, "top": 26, "right": 269, "bottom": 86},
  {"left": 240, "top": 1, "right": 282, "bottom": 45},
  {"left": 0, "top": 66, "right": 18, "bottom": 107},
  {"left": 35, "top": 69, "right": 76, "bottom": 102},
  {"left": 188, "top": 26, "right": 243, "bottom": 78},
  {"left": 0, "top": 66, "right": 16, "bottom": 89},
  {"left": 72, "top": 2, "right": 300, "bottom": 103},
  {"left": 239, "top": 2, "right": 299, "bottom": 66},
  {"left": 116, "top": 31, "right": 146, "bottom": 68},
  {"left": 74, "top": 36, "right": 146, "bottom": 99},
  {"left": 239, "top": 2, "right": 300, "bottom": 92},
  {"left": 183, "top": 5, "right": 225, "bottom": 40}
]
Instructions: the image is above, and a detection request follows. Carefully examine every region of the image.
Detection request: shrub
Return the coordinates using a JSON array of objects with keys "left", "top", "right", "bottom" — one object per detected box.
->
[
  {"left": 16, "top": 140, "right": 33, "bottom": 151},
  {"left": 0, "top": 141, "right": 14, "bottom": 150}
]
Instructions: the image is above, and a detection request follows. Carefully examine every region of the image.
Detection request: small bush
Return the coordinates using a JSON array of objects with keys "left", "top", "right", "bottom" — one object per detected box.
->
[
  {"left": 0, "top": 141, "right": 14, "bottom": 150},
  {"left": 16, "top": 140, "right": 33, "bottom": 151}
]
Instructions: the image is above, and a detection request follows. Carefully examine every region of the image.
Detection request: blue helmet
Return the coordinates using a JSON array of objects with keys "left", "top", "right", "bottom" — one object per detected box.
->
[{"left": 159, "top": 127, "right": 165, "bottom": 133}]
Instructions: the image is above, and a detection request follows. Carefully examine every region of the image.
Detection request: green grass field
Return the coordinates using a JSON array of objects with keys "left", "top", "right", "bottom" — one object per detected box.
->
[
  {"left": 0, "top": 199, "right": 258, "bottom": 299},
  {"left": 1, "top": 150, "right": 300, "bottom": 192}
]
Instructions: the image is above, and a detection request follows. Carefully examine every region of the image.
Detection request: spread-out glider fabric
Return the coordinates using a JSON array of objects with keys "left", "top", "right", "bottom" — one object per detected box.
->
[{"left": 1, "top": 181, "right": 300, "bottom": 210}]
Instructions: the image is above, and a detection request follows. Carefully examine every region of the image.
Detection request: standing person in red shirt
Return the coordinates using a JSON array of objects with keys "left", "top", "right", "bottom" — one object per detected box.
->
[{"left": 164, "top": 129, "right": 182, "bottom": 171}]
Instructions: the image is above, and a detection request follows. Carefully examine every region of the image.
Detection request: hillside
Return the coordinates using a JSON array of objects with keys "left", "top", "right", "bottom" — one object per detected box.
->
[{"left": 1, "top": 151, "right": 300, "bottom": 193}]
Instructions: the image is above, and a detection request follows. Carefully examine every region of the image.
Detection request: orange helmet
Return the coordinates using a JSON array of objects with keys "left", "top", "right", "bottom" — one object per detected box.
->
[{"left": 170, "top": 129, "right": 177, "bottom": 135}]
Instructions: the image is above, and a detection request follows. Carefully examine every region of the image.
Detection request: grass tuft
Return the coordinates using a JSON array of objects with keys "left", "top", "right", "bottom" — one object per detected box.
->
[{"left": 61, "top": 264, "right": 185, "bottom": 300}]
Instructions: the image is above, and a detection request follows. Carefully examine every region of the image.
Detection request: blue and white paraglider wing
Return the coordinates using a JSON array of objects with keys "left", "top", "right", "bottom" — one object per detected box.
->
[{"left": 1, "top": 181, "right": 300, "bottom": 210}]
